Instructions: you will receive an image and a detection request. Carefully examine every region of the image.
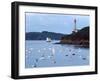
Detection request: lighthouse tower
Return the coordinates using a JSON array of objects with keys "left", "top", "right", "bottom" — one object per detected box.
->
[{"left": 72, "top": 19, "right": 78, "bottom": 33}]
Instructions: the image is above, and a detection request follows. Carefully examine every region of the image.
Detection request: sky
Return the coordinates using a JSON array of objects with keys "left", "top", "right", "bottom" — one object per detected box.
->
[{"left": 25, "top": 12, "right": 89, "bottom": 34}]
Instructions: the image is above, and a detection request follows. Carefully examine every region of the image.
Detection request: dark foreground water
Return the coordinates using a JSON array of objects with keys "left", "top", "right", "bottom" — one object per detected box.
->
[{"left": 25, "top": 40, "right": 89, "bottom": 68}]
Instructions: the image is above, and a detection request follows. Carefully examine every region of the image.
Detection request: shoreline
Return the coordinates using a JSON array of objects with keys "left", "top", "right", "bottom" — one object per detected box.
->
[{"left": 54, "top": 42, "right": 89, "bottom": 48}]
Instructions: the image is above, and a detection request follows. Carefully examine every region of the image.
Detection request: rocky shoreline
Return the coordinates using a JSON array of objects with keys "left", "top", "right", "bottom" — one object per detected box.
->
[
  {"left": 55, "top": 40, "right": 89, "bottom": 48},
  {"left": 55, "top": 27, "right": 89, "bottom": 48}
]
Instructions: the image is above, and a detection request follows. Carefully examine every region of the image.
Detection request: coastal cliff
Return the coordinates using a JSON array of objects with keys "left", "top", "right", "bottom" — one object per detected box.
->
[{"left": 59, "top": 26, "right": 89, "bottom": 47}]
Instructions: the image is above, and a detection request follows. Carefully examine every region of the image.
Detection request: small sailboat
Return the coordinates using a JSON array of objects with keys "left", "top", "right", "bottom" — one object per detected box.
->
[{"left": 46, "top": 37, "right": 51, "bottom": 42}]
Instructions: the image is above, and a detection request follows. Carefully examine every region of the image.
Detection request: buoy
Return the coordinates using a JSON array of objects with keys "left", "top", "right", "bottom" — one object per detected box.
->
[
  {"left": 66, "top": 55, "right": 68, "bottom": 56},
  {"left": 72, "top": 53, "right": 75, "bottom": 55},
  {"left": 82, "top": 58, "right": 86, "bottom": 60}
]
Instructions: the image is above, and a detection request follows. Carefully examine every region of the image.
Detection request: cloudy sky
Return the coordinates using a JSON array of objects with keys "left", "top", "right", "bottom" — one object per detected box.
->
[{"left": 25, "top": 12, "right": 89, "bottom": 34}]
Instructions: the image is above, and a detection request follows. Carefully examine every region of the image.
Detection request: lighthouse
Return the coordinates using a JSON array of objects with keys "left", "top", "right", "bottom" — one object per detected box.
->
[{"left": 72, "top": 18, "right": 78, "bottom": 33}]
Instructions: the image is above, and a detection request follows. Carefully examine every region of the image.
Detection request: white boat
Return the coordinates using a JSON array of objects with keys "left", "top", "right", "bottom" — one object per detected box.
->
[{"left": 46, "top": 37, "right": 51, "bottom": 42}]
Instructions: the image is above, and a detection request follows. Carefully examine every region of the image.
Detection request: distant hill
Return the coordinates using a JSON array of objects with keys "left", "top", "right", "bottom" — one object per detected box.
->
[
  {"left": 26, "top": 31, "right": 65, "bottom": 40},
  {"left": 59, "top": 26, "right": 89, "bottom": 47},
  {"left": 26, "top": 27, "right": 89, "bottom": 47}
]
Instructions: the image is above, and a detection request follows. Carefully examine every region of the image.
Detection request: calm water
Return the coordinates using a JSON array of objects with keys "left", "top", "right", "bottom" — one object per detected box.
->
[{"left": 25, "top": 40, "right": 89, "bottom": 68}]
